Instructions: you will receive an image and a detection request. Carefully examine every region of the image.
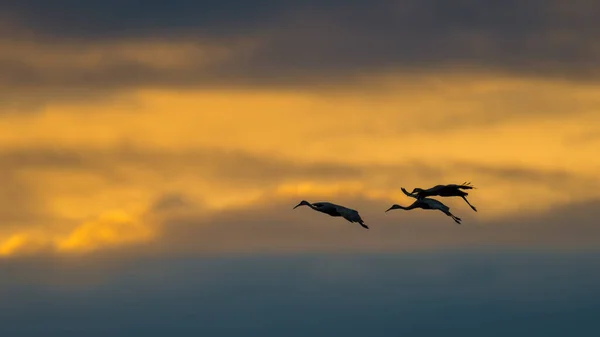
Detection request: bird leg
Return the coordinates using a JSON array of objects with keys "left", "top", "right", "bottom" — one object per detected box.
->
[
  {"left": 460, "top": 196, "right": 478, "bottom": 212},
  {"left": 442, "top": 210, "right": 462, "bottom": 224}
]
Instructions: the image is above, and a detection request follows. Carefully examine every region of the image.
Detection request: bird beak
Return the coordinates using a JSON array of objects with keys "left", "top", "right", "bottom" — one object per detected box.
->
[
  {"left": 293, "top": 203, "right": 302, "bottom": 209},
  {"left": 385, "top": 206, "right": 393, "bottom": 213}
]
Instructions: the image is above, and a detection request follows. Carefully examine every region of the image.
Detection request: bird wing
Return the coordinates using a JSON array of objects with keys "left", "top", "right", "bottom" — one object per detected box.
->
[
  {"left": 423, "top": 198, "right": 449, "bottom": 212},
  {"left": 316, "top": 202, "right": 342, "bottom": 216},
  {"left": 426, "top": 185, "right": 447, "bottom": 194},
  {"left": 336, "top": 206, "right": 362, "bottom": 222},
  {"left": 401, "top": 187, "right": 418, "bottom": 198},
  {"left": 340, "top": 208, "right": 369, "bottom": 229},
  {"left": 407, "top": 185, "right": 444, "bottom": 197}
]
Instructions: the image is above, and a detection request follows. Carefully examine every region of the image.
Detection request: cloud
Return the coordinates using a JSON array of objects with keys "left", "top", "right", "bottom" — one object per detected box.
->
[
  {"left": 454, "top": 162, "right": 600, "bottom": 188},
  {"left": 0, "top": 169, "right": 49, "bottom": 226},
  {"left": 1, "top": 0, "right": 600, "bottom": 102},
  {"left": 0, "top": 146, "right": 365, "bottom": 187},
  {"left": 149, "top": 193, "right": 195, "bottom": 213},
  {"left": 149, "top": 191, "right": 600, "bottom": 257},
  {"left": 0, "top": 0, "right": 286, "bottom": 40},
  {"left": 0, "top": 38, "right": 256, "bottom": 110},
  {"left": 1, "top": 144, "right": 597, "bottom": 209},
  {"left": 0, "top": 143, "right": 598, "bottom": 258},
  {"left": 2, "top": 145, "right": 596, "bottom": 187},
  {"left": 0, "top": 232, "right": 47, "bottom": 256},
  {"left": 55, "top": 209, "right": 156, "bottom": 254}
]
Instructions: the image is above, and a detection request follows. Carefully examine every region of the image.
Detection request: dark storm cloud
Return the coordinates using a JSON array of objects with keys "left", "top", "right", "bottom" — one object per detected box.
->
[
  {"left": 0, "top": 0, "right": 288, "bottom": 40},
  {"left": 2, "top": 0, "right": 600, "bottom": 97}
]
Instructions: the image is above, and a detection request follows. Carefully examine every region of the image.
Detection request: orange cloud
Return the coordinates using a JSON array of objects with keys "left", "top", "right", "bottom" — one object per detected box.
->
[
  {"left": 0, "top": 233, "right": 36, "bottom": 256},
  {"left": 0, "top": 210, "right": 156, "bottom": 258},
  {"left": 1, "top": 72, "right": 598, "bottom": 259},
  {"left": 0, "top": 229, "right": 51, "bottom": 257},
  {"left": 55, "top": 210, "right": 155, "bottom": 254}
]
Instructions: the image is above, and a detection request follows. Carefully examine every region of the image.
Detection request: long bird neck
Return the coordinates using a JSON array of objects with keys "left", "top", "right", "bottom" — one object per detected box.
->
[
  {"left": 306, "top": 203, "right": 320, "bottom": 211},
  {"left": 405, "top": 202, "right": 420, "bottom": 210},
  {"left": 396, "top": 204, "right": 417, "bottom": 210}
]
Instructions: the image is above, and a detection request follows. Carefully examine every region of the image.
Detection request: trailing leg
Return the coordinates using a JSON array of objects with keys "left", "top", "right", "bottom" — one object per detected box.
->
[
  {"left": 442, "top": 210, "right": 462, "bottom": 224},
  {"left": 358, "top": 220, "right": 369, "bottom": 229},
  {"left": 461, "top": 196, "right": 477, "bottom": 212},
  {"left": 450, "top": 214, "right": 462, "bottom": 224}
]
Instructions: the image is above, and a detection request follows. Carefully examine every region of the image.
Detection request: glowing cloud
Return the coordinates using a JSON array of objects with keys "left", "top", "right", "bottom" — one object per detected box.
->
[{"left": 55, "top": 210, "right": 155, "bottom": 254}]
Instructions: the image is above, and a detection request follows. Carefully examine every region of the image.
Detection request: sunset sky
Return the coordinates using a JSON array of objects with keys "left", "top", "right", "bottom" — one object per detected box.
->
[{"left": 1, "top": 0, "right": 599, "bottom": 335}]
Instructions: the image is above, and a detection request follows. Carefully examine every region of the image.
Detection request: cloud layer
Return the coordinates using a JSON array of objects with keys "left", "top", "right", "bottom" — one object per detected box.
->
[
  {"left": 1, "top": 0, "right": 599, "bottom": 259},
  {"left": 1, "top": 143, "right": 599, "bottom": 258},
  {"left": 2, "top": 0, "right": 600, "bottom": 101}
]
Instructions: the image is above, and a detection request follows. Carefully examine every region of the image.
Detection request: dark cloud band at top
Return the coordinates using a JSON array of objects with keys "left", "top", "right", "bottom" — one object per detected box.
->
[
  {"left": 3, "top": 0, "right": 596, "bottom": 41},
  {"left": 1, "top": 0, "right": 287, "bottom": 39},
  {"left": 1, "top": 0, "right": 600, "bottom": 95}
]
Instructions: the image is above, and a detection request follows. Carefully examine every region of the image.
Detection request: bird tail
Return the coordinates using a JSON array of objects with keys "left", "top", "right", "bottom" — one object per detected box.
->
[{"left": 458, "top": 181, "right": 476, "bottom": 189}]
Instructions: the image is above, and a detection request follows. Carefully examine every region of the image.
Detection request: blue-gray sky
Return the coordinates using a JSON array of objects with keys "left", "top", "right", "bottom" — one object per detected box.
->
[{"left": 1, "top": 251, "right": 600, "bottom": 336}]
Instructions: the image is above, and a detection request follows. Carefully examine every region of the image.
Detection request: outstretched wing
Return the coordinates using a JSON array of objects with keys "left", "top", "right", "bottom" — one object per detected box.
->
[
  {"left": 422, "top": 198, "right": 450, "bottom": 212},
  {"left": 401, "top": 187, "right": 418, "bottom": 198},
  {"left": 426, "top": 185, "right": 448, "bottom": 194},
  {"left": 336, "top": 206, "right": 369, "bottom": 229},
  {"left": 337, "top": 207, "right": 361, "bottom": 222}
]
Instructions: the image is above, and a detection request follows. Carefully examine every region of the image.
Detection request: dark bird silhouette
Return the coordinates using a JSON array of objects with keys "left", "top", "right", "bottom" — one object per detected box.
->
[
  {"left": 293, "top": 200, "right": 369, "bottom": 229},
  {"left": 385, "top": 197, "right": 462, "bottom": 224},
  {"left": 401, "top": 182, "right": 478, "bottom": 212}
]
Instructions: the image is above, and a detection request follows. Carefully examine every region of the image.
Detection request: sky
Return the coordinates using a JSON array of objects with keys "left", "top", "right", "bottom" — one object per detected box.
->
[{"left": 1, "top": 0, "right": 600, "bottom": 335}]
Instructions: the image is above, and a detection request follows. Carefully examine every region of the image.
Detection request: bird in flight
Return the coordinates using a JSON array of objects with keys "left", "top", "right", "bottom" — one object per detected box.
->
[
  {"left": 401, "top": 182, "right": 478, "bottom": 212},
  {"left": 385, "top": 197, "right": 462, "bottom": 224},
  {"left": 293, "top": 200, "right": 369, "bottom": 229}
]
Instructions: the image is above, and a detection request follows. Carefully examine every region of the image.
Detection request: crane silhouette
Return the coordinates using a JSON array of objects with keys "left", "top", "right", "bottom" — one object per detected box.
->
[
  {"left": 385, "top": 197, "right": 462, "bottom": 224},
  {"left": 401, "top": 182, "right": 477, "bottom": 212},
  {"left": 293, "top": 200, "right": 369, "bottom": 229}
]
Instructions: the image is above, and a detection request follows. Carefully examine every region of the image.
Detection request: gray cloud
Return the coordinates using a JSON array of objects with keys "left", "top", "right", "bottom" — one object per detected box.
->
[
  {"left": 2, "top": 0, "right": 600, "bottom": 101},
  {"left": 0, "top": 0, "right": 287, "bottom": 40}
]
